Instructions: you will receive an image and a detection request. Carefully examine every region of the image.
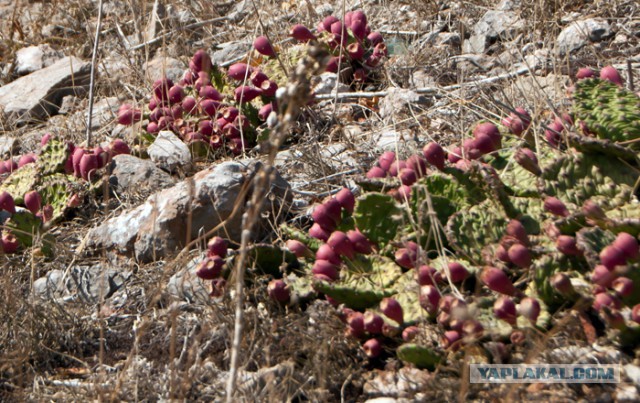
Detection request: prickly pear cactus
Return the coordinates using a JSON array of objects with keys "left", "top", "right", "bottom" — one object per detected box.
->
[
  {"left": 39, "top": 139, "right": 71, "bottom": 175},
  {"left": 353, "top": 193, "right": 404, "bottom": 247},
  {"left": 0, "top": 165, "right": 39, "bottom": 204},
  {"left": 573, "top": 78, "right": 640, "bottom": 147},
  {"left": 36, "top": 174, "right": 83, "bottom": 224},
  {"left": 396, "top": 343, "right": 441, "bottom": 370}
]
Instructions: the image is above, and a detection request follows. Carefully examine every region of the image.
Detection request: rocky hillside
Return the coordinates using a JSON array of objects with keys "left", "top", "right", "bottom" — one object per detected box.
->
[{"left": 0, "top": 0, "right": 639, "bottom": 401}]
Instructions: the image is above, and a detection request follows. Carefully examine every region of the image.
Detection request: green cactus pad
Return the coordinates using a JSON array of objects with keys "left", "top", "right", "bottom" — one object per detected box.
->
[
  {"left": 396, "top": 343, "right": 441, "bottom": 370},
  {"left": 445, "top": 200, "right": 507, "bottom": 264},
  {"left": 541, "top": 152, "right": 637, "bottom": 208},
  {"left": 279, "top": 224, "right": 323, "bottom": 252},
  {"left": 389, "top": 271, "right": 425, "bottom": 324},
  {"left": 39, "top": 139, "right": 71, "bottom": 175},
  {"left": 575, "top": 227, "right": 617, "bottom": 268},
  {"left": 244, "top": 243, "right": 301, "bottom": 278},
  {"left": 572, "top": 78, "right": 640, "bottom": 147},
  {"left": 284, "top": 272, "right": 317, "bottom": 302},
  {"left": 353, "top": 193, "right": 405, "bottom": 247},
  {"left": 36, "top": 174, "right": 83, "bottom": 224},
  {"left": 0, "top": 165, "right": 39, "bottom": 205},
  {"left": 4, "top": 210, "right": 41, "bottom": 248}
]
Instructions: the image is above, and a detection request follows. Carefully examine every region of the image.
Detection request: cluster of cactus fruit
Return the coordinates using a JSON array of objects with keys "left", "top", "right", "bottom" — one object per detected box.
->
[
  {"left": 117, "top": 10, "right": 387, "bottom": 159},
  {"left": 234, "top": 64, "right": 637, "bottom": 367},
  {"left": 0, "top": 134, "right": 131, "bottom": 254}
]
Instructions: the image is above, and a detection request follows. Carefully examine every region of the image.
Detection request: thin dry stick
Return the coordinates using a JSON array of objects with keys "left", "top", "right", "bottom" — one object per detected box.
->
[
  {"left": 225, "top": 43, "right": 329, "bottom": 403},
  {"left": 85, "top": 0, "right": 104, "bottom": 148}
]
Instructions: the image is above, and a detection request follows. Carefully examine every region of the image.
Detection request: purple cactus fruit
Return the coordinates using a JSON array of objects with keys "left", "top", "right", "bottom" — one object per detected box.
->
[
  {"left": 576, "top": 67, "right": 596, "bottom": 80},
  {"left": 350, "top": 18, "right": 367, "bottom": 40},
  {"left": 395, "top": 248, "right": 417, "bottom": 269},
  {"left": 24, "top": 191, "right": 42, "bottom": 214},
  {"left": 402, "top": 326, "right": 420, "bottom": 342},
  {"left": 518, "top": 297, "right": 541, "bottom": 323},
  {"left": 196, "top": 256, "right": 225, "bottom": 280},
  {"left": 388, "top": 160, "right": 407, "bottom": 177},
  {"left": 362, "top": 338, "right": 381, "bottom": 358},
  {"left": 327, "top": 231, "right": 355, "bottom": 259},
  {"left": 319, "top": 15, "right": 340, "bottom": 32},
  {"left": 147, "top": 121, "right": 159, "bottom": 134},
  {"left": 0, "top": 191, "right": 16, "bottom": 214},
  {"left": 312, "top": 204, "right": 337, "bottom": 231},
  {"left": 506, "top": 219, "right": 529, "bottom": 246},
  {"left": 543, "top": 196, "right": 569, "bottom": 217},
  {"left": 364, "top": 312, "right": 384, "bottom": 334},
  {"left": 507, "top": 244, "right": 532, "bottom": 268},
  {"left": 447, "top": 262, "right": 470, "bottom": 283},
  {"left": 260, "top": 80, "right": 278, "bottom": 97},
  {"left": 290, "top": 24, "right": 316, "bottom": 42},
  {"left": 209, "top": 135, "right": 223, "bottom": 149},
  {"left": 347, "top": 230, "right": 373, "bottom": 254},
  {"left": 207, "top": 236, "right": 228, "bottom": 258},
  {"left": 514, "top": 148, "right": 541, "bottom": 176},
  {"left": 600, "top": 245, "right": 627, "bottom": 270},
  {"left": 285, "top": 240, "right": 312, "bottom": 258},
  {"left": 550, "top": 273, "right": 575, "bottom": 295},
  {"left": 599, "top": 66, "right": 623, "bottom": 86},
  {"left": 334, "top": 188, "right": 355, "bottom": 214},
  {"left": 199, "top": 85, "right": 223, "bottom": 101},
  {"left": 258, "top": 103, "right": 274, "bottom": 121},
  {"left": 167, "top": 85, "right": 184, "bottom": 104},
  {"left": 510, "top": 330, "right": 526, "bottom": 345},
  {"left": 473, "top": 122, "right": 501, "bottom": 148},
  {"left": 312, "top": 259, "right": 340, "bottom": 281},
  {"left": 117, "top": 104, "right": 142, "bottom": 125},
  {"left": 79, "top": 154, "right": 98, "bottom": 181},
  {"left": 582, "top": 200, "right": 606, "bottom": 220},
  {"left": 421, "top": 142, "right": 445, "bottom": 170},
  {"left": 329, "top": 20, "right": 344, "bottom": 36},
  {"left": 545, "top": 122, "right": 563, "bottom": 147},
  {"left": 110, "top": 139, "right": 130, "bottom": 156},
  {"left": 190, "top": 49, "right": 212, "bottom": 73},
  {"left": 442, "top": 330, "right": 462, "bottom": 350},
  {"left": 346, "top": 42, "right": 365, "bottom": 60},
  {"left": 67, "top": 193, "right": 81, "bottom": 208},
  {"left": 493, "top": 296, "right": 517, "bottom": 325},
  {"left": 268, "top": 279, "right": 290, "bottom": 303},
  {"left": 93, "top": 146, "right": 109, "bottom": 168},
  {"left": 396, "top": 185, "right": 412, "bottom": 201},
  {"left": 367, "top": 31, "right": 384, "bottom": 46},
  {"left": 315, "top": 243, "right": 341, "bottom": 264},
  {"left": 438, "top": 295, "right": 457, "bottom": 314},
  {"left": 593, "top": 292, "right": 621, "bottom": 311},
  {"left": 591, "top": 265, "right": 617, "bottom": 287},
  {"left": 632, "top": 305, "right": 640, "bottom": 324},
  {"left": 378, "top": 151, "right": 396, "bottom": 172},
  {"left": 253, "top": 35, "right": 276, "bottom": 57},
  {"left": 1, "top": 232, "right": 19, "bottom": 253},
  {"left": 406, "top": 155, "right": 427, "bottom": 178},
  {"left": 419, "top": 285, "right": 441, "bottom": 315},
  {"left": 227, "top": 63, "right": 253, "bottom": 81},
  {"left": 481, "top": 267, "right": 516, "bottom": 295},
  {"left": 366, "top": 166, "right": 387, "bottom": 178},
  {"left": 308, "top": 223, "right": 331, "bottom": 242},
  {"left": 380, "top": 297, "right": 403, "bottom": 324},
  {"left": 556, "top": 235, "right": 582, "bottom": 256},
  {"left": 152, "top": 77, "right": 173, "bottom": 101},
  {"left": 612, "top": 277, "right": 634, "bottom": 297},
  {"left": 234, "top": 86, "right": 261, "bottom": 103},
  {"left": 462, "top": 320, "right": 484, "bottom": 338},
  {"left": 612, "top": 232, "right": 639, "bottom": 260},
  {"left": 346, "top": 311, "right": 365, "bottom": 338},
  {"left": 399, "top": 168, "right": 417, "bottom": 186},
  {"left": 40, "top": 133, "right": 52, "bottom": 147},
  {"left": 365, "top": 54, "right": 381, "bottom": 68},
  {"left": 373, "top": 42, "right": 388, "bottom": 57},
  {"left": 418, "top": 265, "right": 440, "bottom": 286},
  {"left": 325, "top": 56, "right": 341, "bottom": 73},
  {"left": 462, "top": 138, "right": 482, "bottom": 160},
  {"left": 18, "top": 153, "right": 36, "bottom": 168}
]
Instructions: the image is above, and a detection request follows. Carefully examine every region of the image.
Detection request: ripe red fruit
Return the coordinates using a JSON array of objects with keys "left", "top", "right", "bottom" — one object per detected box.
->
[
  {"left": 576, "top": 67, "right": 596, "bottom": 80},
  {"left": 507, "top": 244, "right": 532, "bottom": 268},
  {"left": 399, "top": 168, "right": 417, "bottom": 186},
  {"left": 442, "top": 330, "right": 462, "bottom": 350},
  {"left": 319, "top": 16, "right": 340, "bottom": 32},
  {"left": 447, "top": 262, "right": 470, "bottom": 283},
  {"left": 152, "top": 78, "right": 173, "bottom": 101},
  {"left": 366, "top": 166, "right": 386, "bottom": 178},
  {"left": 510, "top": 330, "right": 526, "bottom": 345},
  {"left": 316, "top": 243, "right": 341, "bottom": 264},
  {"left": 518, "top": 297, "right": 541, "bottom": 323},
  {"left": 253, "top": 36, "right": 276, "bottom": 57},
  {"left": 1, "top": 232, "right": 19, "bottom": 253},
  {"left": 591, "top": 265, "right": 617, "bottom": 287},
  {"left": 168, "top": 85, "right": 184, "bottom": 104},
  {"left": 592, "top": 292, "right": 621, "bottom": 311},
  {"left": 612, "top": 277, "right": 634, "bottom": 297},
  {"left": 364, "top": 312, "right": 384, "bottom": 334},
  {"left": 447, "top": 146, "right": 461, "bottom": 164},
  {"left": 419, "top": 285, "right": 441, "bottom": 315},
  {"left": 268, "top": 279, "right": 290, "bottom": 303},
  {"left": 290, "top": 24, "right": 316, "bottom": 42},
  {"left": 117, "top": 104, "right": 142, "bottom": 125},
  {"left": 312, "top": 204, "right": 337, "bottom": 232},
  {"left": 190, "top": 49, "right": 212, "bottom": 73},
  {"left": 493, "top": 296, "right": 517, "bottom": 325},
  {"left": 346, "top": 42, "right": 364, "bottom": 60},
  {"left": 556, "top": 235, "right": 582, "bottom": 256},
  {"left": 378, "top": 151, "right": 396, "bottom": 172},
  {"left": 227, "top": 63, "right": 253, "bottom": 81},
  {"left": 612, "top": 232, "right": 639, "bottom": 260},
  {"left": 312, "top": 259, "right": 340, "bottom": 281},
  {"left": 632, "top": 305, "right": 640, "bottom": 324},
  {"left": 473, "top": 122, "right": 501, "bottom": 149},
  {"left": 550, "top": 273, "right": 574, "bottom": 295},
  {"left": 582, "top": 200, "right": 606, "bottom": 220},
  {"left": 285, "top": 240, "right": 312, "bottom": 258},
  {"left": 24, "top": 191, "right": 42, "bottom": 214},
  {"left": 402, "top": 326, "right": 420, "bottom": 342},
  {"left": 347, "top": 230, "right": 373, "bottom": 254},
  {"left": 481, "top": 267, "right": 516, "bottom": 295},
  {"left": 40, "top": 133, "right": 52, "bottom": 146},
  {"left": 367, "top": 31, "right": 384, "bottom": 46},
  {"left": 417, "top": 265, "right": 441, "bottom": 286},
  {"left": 0, "top": 191, "right": 16, "bottom": 214},
  {"left": 110, "top": 139, "right": 130, "bottom": 157},
  {"left": 346, "top": 311, "right": 365, "bottom": 338},
  {"left": 395, "top": 248, "right": 417, "bottom": 269},
  {"left": 327, "top": 231, "right": 355, "bottom": 259},
  {"left": 599, "top": 245, "right": 627, "bottom": 270},
  {"left": 350, "top": 18, "right": 367, "bottom": 40},
  {"left": 258, "top": 103, "right": 274, "bottom": 121},
  {"left": 406, "top": 155, "right": 428, "bottom": 177},
  {"left": 506, "top": 219, "right": 529, "bottom": 246},
  {"left": 234, "top": 86, "right": 261, "bottom": 103},
  {"left": 18, "top": 153, "right": 36, "bottom": 168},
  {"left": 335, "top": 188, "right": 355, "bottom": 214},
  {"left": 388, "top": 160, "right": 407, "bottom": 177},
  {"left": 543, "top": 196, "right": 569, "bottom": 217},
  {"left": 362, "top": 338, "right": 381, "bottom": 358},
  {"left": 79, "top": 154, "right": 98, "bottom": 180},
  {"left": 308, "top": 223, "right": 331, "bottom": 242},
  {"left": 196, "top": 256, "right": 224, "bottom": 280},
  {"left": 207, "top": 236, "right": 228, "bottom": 258},
  {"left": 514, "top": 148, "right": 541, "bottom": 175},
  {"left": 380, "top": 297, "right": 403, "bottom": 324},
  {"left": 599, "top": 66, "right": 623, "bottom": 86}
]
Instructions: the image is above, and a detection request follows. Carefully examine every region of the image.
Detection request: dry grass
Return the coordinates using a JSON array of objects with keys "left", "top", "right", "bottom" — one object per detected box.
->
[{"left": 0, "top": 0, "right": 638, "bottom": 401}]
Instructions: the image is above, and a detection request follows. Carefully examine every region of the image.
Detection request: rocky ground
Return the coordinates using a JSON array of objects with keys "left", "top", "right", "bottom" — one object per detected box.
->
[{"left": 0, "top": 0, "right": 639, "bottom": 401}]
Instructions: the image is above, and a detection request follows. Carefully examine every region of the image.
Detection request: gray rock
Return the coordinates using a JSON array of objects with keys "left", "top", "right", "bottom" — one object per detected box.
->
[
  {"left": 148, "top": 130, "right": 192, "bottom": 173},
  {"left": 33, "top": 264, "right": 131, "bottom": 303},
  {"left": 0, "top": 136, "right": 17, "bottom": 158},
  {"left": 462, "top": 35, "right": 488, "bottom": 54},
  {"left": 144, "top": 54, "right": 186, "bottom": 83},
  {"left": 436, "top": 32, "right": 461, "bottom": 47},
  {"left": 378, "top": 88, "right": 423, "bottom": 118},
  {"left": 167, "top": 253, "right": 211, "bottom": 304},
  {"left": 0, "top": 56, "right": 90, "bottom": 124},
  {"left": 617, "top": 385, "right": 639, "bottom": 402},
  {"left": 473, "top": 10, "right": 524, "bottom": 39},
  {"left": 14, "top": 44, "right": 63, "bottom": 76},
  {"left": 311, "top": 72, "right": 351, "bottom": 95},
  {"left": 80, "top": 160, "right": 291, "bottom": 262},
  {"left": 556, "top": 19, "right": 612, "bottom": 55},
  {"left": 624, "top": 364, "right": 640, "bottom": 384},
  {"left": 109, "top": 154, "right": 176, "bottom": 196},
  {"left": 212, "top": 41, "right": 251, "bottom": 66}
]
